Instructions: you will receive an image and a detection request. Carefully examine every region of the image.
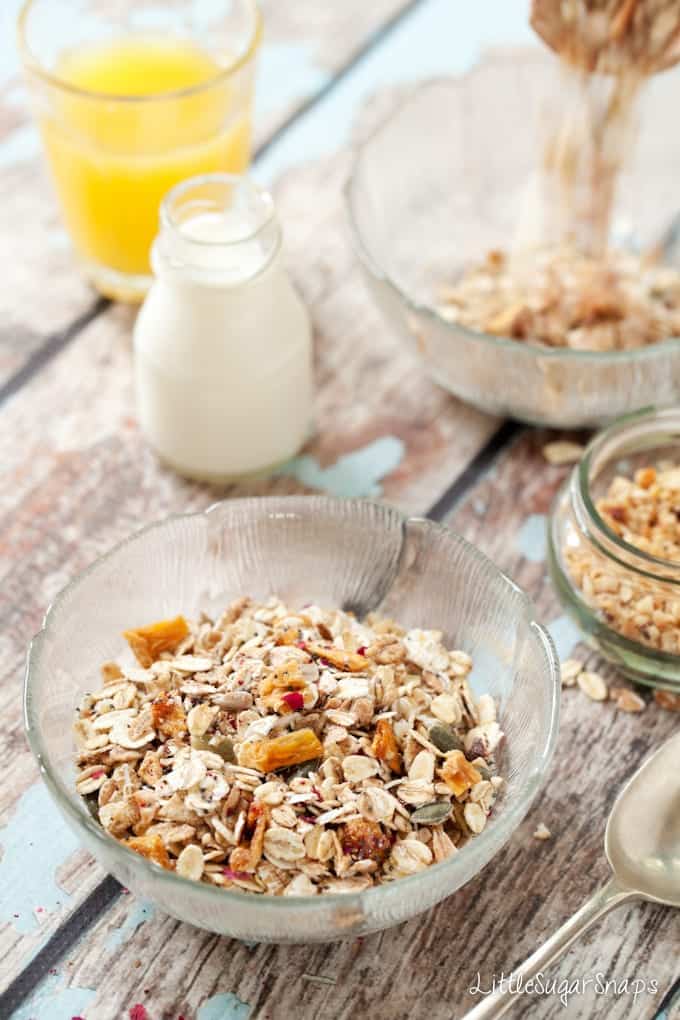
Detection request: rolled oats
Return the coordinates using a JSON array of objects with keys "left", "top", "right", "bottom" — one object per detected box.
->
[{"left": 74, "top": 598, "right": 504, "bottom": 895}]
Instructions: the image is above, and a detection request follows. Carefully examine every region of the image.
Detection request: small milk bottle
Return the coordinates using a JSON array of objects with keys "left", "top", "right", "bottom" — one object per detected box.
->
[{"left": 133, "top": 174, "right": 313, "bottom": 481}]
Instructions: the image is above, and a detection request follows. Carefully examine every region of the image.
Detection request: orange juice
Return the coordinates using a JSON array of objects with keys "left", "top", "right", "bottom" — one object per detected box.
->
[{"left": 38, "top": 36, "right": 254, "bottom": 297}]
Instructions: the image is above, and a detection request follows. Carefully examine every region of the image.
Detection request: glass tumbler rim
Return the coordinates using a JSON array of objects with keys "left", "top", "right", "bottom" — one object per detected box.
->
[
  {"left": 24, "top": 496, "right": 560, "bottom": 917},
  {"left": 17, "top": 0, "right": 262, "bottom": 105}
]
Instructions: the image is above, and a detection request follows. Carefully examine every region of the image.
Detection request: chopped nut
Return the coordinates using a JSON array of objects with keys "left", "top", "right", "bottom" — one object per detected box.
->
[
  {"left": 532, "top": 821, "right": 551, "bottom": 841},
  {"left": 560, "top": 659, "right": 583, "bottom": 687},
  {"left": 577, "top": 671, "right": 608, "bottom": 702},
  {"left": 543, "top": 440, "right": 585, "bottom": 465},
  {"left": 654, "top": 689, "right": 680, "bottom": 712},
  {"left": 611, "top": 687, "right": 646, "bottom": 713}
]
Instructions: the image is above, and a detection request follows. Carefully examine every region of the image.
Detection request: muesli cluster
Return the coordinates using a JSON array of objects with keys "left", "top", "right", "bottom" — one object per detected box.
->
[
  {"left": 566, "top": 464, "right": 680, "bottom": 653},
  {"left": 436, "top": 247, "right": 680, "bottom": 351},
  {"left": 73, "top": 598, "right": 504, "bottom": 896}
]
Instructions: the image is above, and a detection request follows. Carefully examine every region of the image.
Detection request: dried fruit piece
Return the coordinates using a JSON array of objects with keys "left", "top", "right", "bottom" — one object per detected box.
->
[
  {"left": 123, "top": 615, "right": 189, "bottom": 668},
  {"left": 151, "top": 694, "right": 187, "bottom": 739},
  {"left": 281, "top": 691, "right": 304, "bottom": 712},
  {"left": 238, "top": 728, "right": 323, "bottom": 773},
  {"left": 439, "top": 750, "right": 482, "bottom": 797},
  {"left": 371, "top": 718, "right": 402, "bottom": 774},
  {"left": 124, "top": 833, "right": 171, "bottom": 869},
  {"left": 304, "top": 641, "right": 367, "bottom": 672},
  {"left": 259, "top": 661, "right": 308, "bottom": 712},
  {"left": 275, "top": 625, "right": 300, "bottom": 645},
  {"left": 340, "top": 818, "right": 391, "bottom": 864}
]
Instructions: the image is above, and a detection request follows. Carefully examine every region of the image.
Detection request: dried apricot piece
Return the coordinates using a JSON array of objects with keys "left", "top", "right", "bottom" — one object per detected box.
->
[
  {"left": 259, "top": 661, "right": 308, "bottom": 712},
  {"left": 275, "top": 626, "right": 300, "bottom": 646},
  {"left": 304, "top": 641, "right": 367, "bottom": 672},
  {"left": 238, "top": 728, "right": 323, "bottom": 772},
  {"left": 438, "top": 750, "right": 481, "bottom": 797},
  {"left": 151, "top": 693, "right": 187, "bottom": 739},
  {"left": 123, "top": 615, "right": 189, "bottom": 668},
  {"left": 371, "top": 718, "right": 402, "bottom": 774},
  {"left": 124, "top": 833, "right": 171, "bottom": 869}
]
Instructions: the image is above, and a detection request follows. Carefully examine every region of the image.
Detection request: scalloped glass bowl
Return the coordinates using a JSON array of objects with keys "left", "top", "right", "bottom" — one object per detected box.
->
[
  {"left": 346, "top": 55, "right": 680, "bottom": 428},
  {"left": 25, "top": 497, "right": 559, "bottom": 942}
]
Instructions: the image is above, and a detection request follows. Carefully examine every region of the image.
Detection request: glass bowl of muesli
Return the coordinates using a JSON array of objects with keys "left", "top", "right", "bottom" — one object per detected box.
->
[
  {"left": 25, "top": 496, "right": 559, "bottom": 942},
  {"left": 549, "top": 406, "right": 680, "bottom": 690},
  {"left": 346, "top": 54, "right": 680, "bottom": 428}
]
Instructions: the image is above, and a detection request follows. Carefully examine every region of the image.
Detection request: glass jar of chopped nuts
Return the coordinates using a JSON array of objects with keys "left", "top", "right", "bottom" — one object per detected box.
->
[{"left": 548, "top": 406, "right": 680, "bottom": 691}]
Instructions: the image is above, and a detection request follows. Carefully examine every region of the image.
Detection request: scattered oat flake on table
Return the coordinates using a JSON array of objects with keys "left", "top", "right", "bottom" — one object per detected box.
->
[
  {"left": 533, "top": 822, "right": 552, "bottom": 841},
  {"left": 611, "top": 687, "right": 646, "bottom": 713},
  {"left": 654, "top": 689, "right": 680, "bottom": 712},
  {"left": 542, "top": 440, "right": 585, "bottom": 465},
  {"left": 560, "top": 659, "right": 582, "bottom": 687},
  {"left": 577, "top": 671, "right": 608, "bottom": 701}
]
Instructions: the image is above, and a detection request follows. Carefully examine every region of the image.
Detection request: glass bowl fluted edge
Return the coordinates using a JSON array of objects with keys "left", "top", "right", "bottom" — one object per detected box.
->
[{"left": 24, "top": 496, "right": 560, "bottom": 942}]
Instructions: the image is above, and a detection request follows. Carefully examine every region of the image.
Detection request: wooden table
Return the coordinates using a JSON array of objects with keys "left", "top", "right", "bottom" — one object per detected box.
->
[{"left": 1, "top": 2, "right": 679, "bottom": 1018}]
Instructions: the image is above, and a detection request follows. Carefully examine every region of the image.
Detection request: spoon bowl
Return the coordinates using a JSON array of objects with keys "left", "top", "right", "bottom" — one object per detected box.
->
[
  {"left": 606, "top": 732, "right": 680, "bottom": 906},
  {"left": 465, "top": 732, "right": 680, "bottom": 1018}
]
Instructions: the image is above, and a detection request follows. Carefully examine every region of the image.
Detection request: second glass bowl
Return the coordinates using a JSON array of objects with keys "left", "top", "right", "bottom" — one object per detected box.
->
[
  {"left": 345, "top": 56, "right": 680, "bottom": 427},
  {"left": 549, "top": 407, "right": 680, "bottom": 690}
]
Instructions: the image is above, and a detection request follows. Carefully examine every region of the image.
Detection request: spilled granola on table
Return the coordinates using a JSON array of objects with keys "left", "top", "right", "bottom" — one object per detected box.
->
[
  {"left": 566, "top": 463, "right": 680, "bottom": 653},
  {"left": 73, "top": 599, "right": 504, "bottom": 895}
]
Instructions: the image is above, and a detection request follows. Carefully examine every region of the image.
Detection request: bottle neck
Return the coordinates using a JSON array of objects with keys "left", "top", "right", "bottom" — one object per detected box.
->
[{"left": 153, "top": 173, "right": 282, "bottom": 288}]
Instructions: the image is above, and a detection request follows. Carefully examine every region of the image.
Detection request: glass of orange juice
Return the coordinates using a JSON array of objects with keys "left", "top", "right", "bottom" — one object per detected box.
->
[{"left": 18, "top": 0, "right": 261, "bottom": 301}]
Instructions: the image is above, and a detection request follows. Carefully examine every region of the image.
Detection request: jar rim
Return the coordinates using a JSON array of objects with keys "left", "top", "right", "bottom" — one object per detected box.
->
[{"left": 574, "top": 405, "right": 680, "bottom": 584}]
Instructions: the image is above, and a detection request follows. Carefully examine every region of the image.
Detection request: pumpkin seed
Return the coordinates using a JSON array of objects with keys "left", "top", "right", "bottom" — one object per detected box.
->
[
  {"left": 410, "top": 800, "right": 452, "bottom": 825},
  {"left": 429, "top": 724, "right": 464, "bottom": 753},
  {"left": 191, "top": 734, "right": 236, "bottom": 762},
  {"left": 83, "top": 792, "right": 100, "bottom": 822},
  {"left": 281, "top": 757, "right": 322, "bottom": 780}
]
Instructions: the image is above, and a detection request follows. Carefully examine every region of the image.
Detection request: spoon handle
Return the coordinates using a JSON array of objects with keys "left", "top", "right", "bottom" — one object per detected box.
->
[{"left": 461, "top": 877, "right": 639, "bottom": 1019}]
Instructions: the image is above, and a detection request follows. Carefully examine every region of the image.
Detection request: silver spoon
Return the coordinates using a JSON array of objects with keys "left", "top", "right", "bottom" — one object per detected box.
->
[{"left": 463, "top": 732, "right": 680, "bottom": 1019}]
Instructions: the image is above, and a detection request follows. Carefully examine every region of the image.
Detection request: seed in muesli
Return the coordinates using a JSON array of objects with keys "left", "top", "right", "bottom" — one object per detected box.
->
[{"left": 73, "top": 598, "right": 505, "bottom": 895}]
